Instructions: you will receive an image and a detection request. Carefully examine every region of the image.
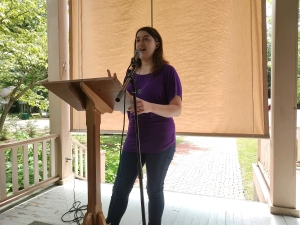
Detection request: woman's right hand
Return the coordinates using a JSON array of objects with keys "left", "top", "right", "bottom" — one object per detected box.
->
[{"left": 107, "top": 69, "right": 117, "bottom": 78}]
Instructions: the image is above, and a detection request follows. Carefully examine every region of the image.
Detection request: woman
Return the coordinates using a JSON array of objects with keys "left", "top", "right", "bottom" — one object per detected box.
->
[{"left": 106, "top": 26, "right": 182, "bottom": 225}]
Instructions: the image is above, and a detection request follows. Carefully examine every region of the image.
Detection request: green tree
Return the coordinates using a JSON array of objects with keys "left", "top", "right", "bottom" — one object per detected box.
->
[{"left": 0, "top": 0, "right": 48, "bottom": 132}]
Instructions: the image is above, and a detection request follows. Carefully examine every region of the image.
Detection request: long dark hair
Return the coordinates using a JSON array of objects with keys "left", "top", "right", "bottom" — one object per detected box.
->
[{"left": 134, "top": 27, "right": 169, "bottom": 75}]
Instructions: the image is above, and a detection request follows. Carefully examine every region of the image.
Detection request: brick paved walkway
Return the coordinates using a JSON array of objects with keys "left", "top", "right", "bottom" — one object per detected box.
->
[
  {"left": 134, "top": 136, "right": 245, "bottom": 201},
  {"left": 164, "top": 136, "right": 245, "bottom": 199}
]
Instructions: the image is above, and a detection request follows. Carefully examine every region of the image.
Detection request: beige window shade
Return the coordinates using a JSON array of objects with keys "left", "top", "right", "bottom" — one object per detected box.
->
[{"left": 69, "top": 0, "right": 269, "bottom": 138}]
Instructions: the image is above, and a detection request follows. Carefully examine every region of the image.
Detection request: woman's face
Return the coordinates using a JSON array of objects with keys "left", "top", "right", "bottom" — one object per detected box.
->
[{"left": 135, "top": 30, "right": 159, "bottom": 61}]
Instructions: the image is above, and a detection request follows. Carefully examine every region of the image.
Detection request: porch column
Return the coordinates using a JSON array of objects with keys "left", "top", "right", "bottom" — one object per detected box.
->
[
  {"left": 270, "top": 0, "right": 299, "bottom": 217},
  {"left": 46, "top": 0, "right": 73, "bottom": 183}
]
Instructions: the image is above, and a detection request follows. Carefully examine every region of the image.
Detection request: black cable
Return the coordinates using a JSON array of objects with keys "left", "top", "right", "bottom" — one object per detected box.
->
[
  {"left": 61, "top": 177, "right": 87, "bottom": 225},
  {"left": 60, "top": 67, "right": 139, "bottom": 224},
  {"left": 60, "top": 68, "right": 129, "bottom": 224},
  {"left": 119, "top": 92, "right": 126, "bottom": 155},
  {"left": 119, "top": 65, "right": 132, "bottom": 155}
]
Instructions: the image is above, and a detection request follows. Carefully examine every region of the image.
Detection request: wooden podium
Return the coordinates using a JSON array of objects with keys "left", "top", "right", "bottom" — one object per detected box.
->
[{"left": 42, "top": 77, "right": 132, "bottom": 225}]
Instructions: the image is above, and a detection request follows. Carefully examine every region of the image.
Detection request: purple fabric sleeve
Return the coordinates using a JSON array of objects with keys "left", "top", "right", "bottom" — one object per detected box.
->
[{"left": 164, "top": 66, "right": 182, "bottom": 103}]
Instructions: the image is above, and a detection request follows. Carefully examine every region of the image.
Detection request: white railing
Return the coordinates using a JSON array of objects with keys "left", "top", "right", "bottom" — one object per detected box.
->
[
  {"left": 258, "top": 127, "right": 300, "bottom": 187},
  {"left": 257, "top": 137, "right": 271, "bottom": 187},
  {"left": 71, "top": 138, "right": 106, "bottom": 182},
  {"left": 0, "top": 134, "right": 59, "bottom": 207}
]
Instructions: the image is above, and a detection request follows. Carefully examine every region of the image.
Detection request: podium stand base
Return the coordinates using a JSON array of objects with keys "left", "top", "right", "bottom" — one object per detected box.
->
[{"left": 83, "top": 211, "right": 107, "bottom": 225}]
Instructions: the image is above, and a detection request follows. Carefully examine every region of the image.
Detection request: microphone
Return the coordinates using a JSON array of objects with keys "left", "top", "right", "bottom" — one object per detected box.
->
[
  {"left": 132, "top": 49, "right": 141, "bottom": 64},
  {"left": 115, "top": 50, "right": 141, "bottom": 102}
]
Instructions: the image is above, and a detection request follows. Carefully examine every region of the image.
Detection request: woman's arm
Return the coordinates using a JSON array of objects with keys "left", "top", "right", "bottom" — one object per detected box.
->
[{"left": 128, "top": 95, "right": 182, "bottom": 118}]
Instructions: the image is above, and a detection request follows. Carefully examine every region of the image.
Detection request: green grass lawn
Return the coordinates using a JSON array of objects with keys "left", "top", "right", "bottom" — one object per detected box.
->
[{"left": 236, "top": 138, "right": 258, "bottom": 200}]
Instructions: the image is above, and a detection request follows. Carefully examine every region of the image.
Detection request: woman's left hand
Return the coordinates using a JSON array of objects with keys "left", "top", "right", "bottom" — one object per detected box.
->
[{"left": 128, "top": 98, "right": 151, "bottom": 115}]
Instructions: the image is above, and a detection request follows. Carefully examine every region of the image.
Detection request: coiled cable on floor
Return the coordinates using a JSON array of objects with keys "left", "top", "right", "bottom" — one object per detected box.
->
[{"left": 61, "top": 178, "right": 87, "bottom": 225}]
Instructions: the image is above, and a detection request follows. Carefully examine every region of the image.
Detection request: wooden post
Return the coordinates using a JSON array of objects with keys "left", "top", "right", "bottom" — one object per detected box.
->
[
  {"left": 83, "top": 99, "right": 106, "bottom": 225},
  {"left": 270, "top": 0, "right": 299, "bottom": 217},
  {"left": 46, "top": 0, "right": 72, "bottom": 183}
]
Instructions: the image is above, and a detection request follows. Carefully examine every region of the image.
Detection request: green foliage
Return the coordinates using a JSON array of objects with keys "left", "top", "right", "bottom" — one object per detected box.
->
[
  {"left": 41, "top": 125, "right": 50, "bottom": 136},
  {"left": 3, "top": 116, "right": 24, "bottom": 140},
  {"left": 71, "top": 134, "right": 87, "bottom": 145},
  {"left": 0, "top": 0, "right": 48, "bottom": 85},
  {"left": 266, "top": 0, "right": 300, "bottom": 105},
  {"left": 71, "top": 134, "right": 123, "bottom": 183},
  {"left": 236, "top": 138, "right": 258, "bottom": 200},
  {"left": 0, "top": 118, "right": 43, "bottom": 143},
  {"left": 101, "top": 135, "right": 123, "bottom": 183},
  {"left": 176, "top": 135, "right": 184, "bottom": 145},
  {"left": 13, "top": 129, "right": 29, "bottom": 140},
  {"left": 0, "top": 126, "right": 8, "bottom": 140},
  {"left": 19, "top": 86, "right": 49, "bottom": 111},
  {"left": 24, "top": 121, "right": 37, "bottom": 138},
  {"left": 5, "top": 142, "right": 51, "bottom": 195},
  {"left": 0, "top": 0, "right": 49, "bottom": 132}
]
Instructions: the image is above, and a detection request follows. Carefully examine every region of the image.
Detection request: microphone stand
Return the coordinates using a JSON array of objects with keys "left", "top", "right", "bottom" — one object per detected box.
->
[{"left": 115, "top": 58, "right": 147, "bottom": 225}]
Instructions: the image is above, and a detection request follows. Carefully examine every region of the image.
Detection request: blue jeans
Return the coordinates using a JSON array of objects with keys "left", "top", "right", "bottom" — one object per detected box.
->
[{"left": 106, "top": 144, "right": 176, "bottom": 225}]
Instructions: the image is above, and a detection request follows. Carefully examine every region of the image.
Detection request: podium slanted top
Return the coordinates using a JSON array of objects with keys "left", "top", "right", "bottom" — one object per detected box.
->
[{"left": 41, "top": 77, "right": 132, "bottom": 113}]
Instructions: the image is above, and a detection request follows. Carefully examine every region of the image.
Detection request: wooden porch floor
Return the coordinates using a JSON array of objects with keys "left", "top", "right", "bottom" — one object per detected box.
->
[{"left": 0, "top": 179, "right": 299, "bottom": 225}]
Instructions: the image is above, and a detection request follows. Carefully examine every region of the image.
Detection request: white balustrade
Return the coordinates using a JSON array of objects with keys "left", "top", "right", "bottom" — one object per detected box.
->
[
  {"left": 258, "top": 127, "right": 300, "bottom": 187},
  {"left": 71, "top": 138, "right": 106, "bottom": 182},
  {"left": 0, "top": 134, "right": 59, "bottom": 206}
]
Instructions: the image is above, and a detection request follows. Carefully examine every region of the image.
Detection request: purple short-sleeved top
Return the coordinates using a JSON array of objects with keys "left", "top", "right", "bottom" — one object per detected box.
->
[{"left": 123, "top": 64, "right": 182, "bottom": 153}]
